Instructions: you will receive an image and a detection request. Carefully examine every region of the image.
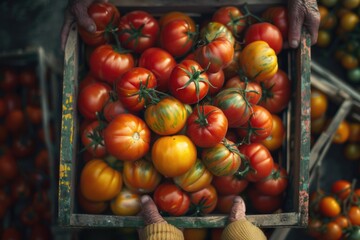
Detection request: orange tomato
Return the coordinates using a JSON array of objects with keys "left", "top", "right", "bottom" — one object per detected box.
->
[
  {"left": 184, "top": 228, "right": 208, "bottom": 240},
  {"left": 331, "top": 179, "right": 351, "bottom": 200},
  {"left": 316, "top": 30, "right": 331, "bottom": 48},
  {"left": 319, "top": 196, "right": 341, "bottom": 217},
  {"left": 332, "top": 120, "right": 350, "bottom": 144},
  {"left": 321, "top": 222, "right": 343, "bottom": 240},
  {"left": 110, "top": 188, "right": 141, "bottom": 216},
  {"left": 348, "top": 206, "right": 360, "bottom": 225},
  {"left": 348, "top": 122, "right": 360, "bottom": 142},
  {"left": 261, "top": 114, "right": 285, "bottom": 151},
  {"left": 341, "top": 53, "right": 359, "bottom": 70},
  {"left": 340, "top": 12, "right": 359, "bottom": 32},
  {"left": 334, "top": 215, "right": 350, "bottom": 229},
  {"left": 77, "top": 190, "right": 107, "bottom": 214},
  {"left": 311, "top": 89, "right": 328, "bottom": 119}
]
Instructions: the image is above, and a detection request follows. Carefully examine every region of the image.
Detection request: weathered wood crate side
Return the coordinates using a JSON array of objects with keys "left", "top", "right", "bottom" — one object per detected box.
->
[{"left": 58, "top": 2, "right": 311, "bottom": 228}]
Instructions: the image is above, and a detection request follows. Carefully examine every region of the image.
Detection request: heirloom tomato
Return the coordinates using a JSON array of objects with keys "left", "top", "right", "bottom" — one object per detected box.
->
[
  {"left": 186, "top": 105, "right": 228, "bottom": 148},
  {"left": 79, "top": 73, "right": 98, "bottom": 92},
  {"left": 103, "top": 113, "right": 150, "bottom": 161},
  {"left": 81, "top": 120, "right": 107, "bottom": 158},
  {"left": 78, "top": 82, "right": 111, "bottom": 120},
  {"left": 212, "top": 175, "right": 248, "bottom": 195},
  {"left": 144, "top": 97, "right": 187, "bottom": 135},
  {"left": 173, "top": 159, "right": 213, "bottom": 192},
  {"left": 254, "top": 163, "right": 288, "bottom": 196},
  {"left": 80, "top": 158, "right": 122, "bottom": 202},
  {"left": 238, "top": 143, "right": 274, "bottom": 182},
  {"left": 89, "top": 44, "right": 135, "bottom": 85},
  {"left": 224, "top": 77, "right": 262, "bottom": 105},
  {"left": 190, "top": 184, "right": 218, "bottom": 215},
  {"left": 78, "top": 2, "right": 120, "bottom": 46},
  {"left": 223, "top": 46, "right": 241, "bottom": 80},
  {"left": 151, "top": 135, "right": 197, "bottom": 177},
  {"left": 115, "top": 67, "right": 157, "bottom": 112},
  {"left": 153, "top": 182, "right": 190, "bottom": 216},
  {"left": 262, "top": 6, "right": 289, "bottom": 41},
  {"left": 213, "top": 88, "right": 252, "bottom": 127},
  {"left": 237, "top": 105, "right": 273, "bottom": 143},
  {"left": 169, "top": 60, "right": 209, "bottom": 104},
  {"left": 207, "top": 70, "right": 225, "bottom": 96},
  {"left": 159, "top": 11, "right": 196, "bottom": 32},
  {"left": 138, "top": 47, "right": 176, "bottom": 92},
  {"left": 118, "top": 10, "right": 159, "bottom": 53},
  {"left": 110, "top": 188, "right": 141, "bottom": 216},
  {"left": 122, "top": 158, "right": 162, "bottom": 193},
  {"left": 211, "top": 6, "right": 246, "bottom": 37},
  {"left": 259, "top": 69, "right": 291, "bottom": 113},
  {"left": 102, "top": 98, "right": 127, "bottom": 122},
  {"left": 260, "top": 114, "right": 285, "bottom": 151},
  {"left": 200, "top": 22, "right": 235, "bottom": 46},
  {"left": 201, "top": 139, "right": 242, "bottom": 176},
  {"left": 239, "top": 41, "right": 278, "bottom": 82},
  {"left": 247, "top": 187, "right": 283, "bottom": 213}
]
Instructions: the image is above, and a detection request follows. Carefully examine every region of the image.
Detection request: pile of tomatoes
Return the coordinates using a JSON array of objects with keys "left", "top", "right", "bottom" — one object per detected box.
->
[
  {"left": 76, "top": 2, "right": 293, "bottom": 219},
  {"left": 0, "top": 66, "right": 54, "bottom": 239}
]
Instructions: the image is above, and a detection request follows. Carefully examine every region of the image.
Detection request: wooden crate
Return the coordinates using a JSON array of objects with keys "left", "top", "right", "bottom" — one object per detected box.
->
[{"left": 59, "top": 0, "right": 311, "bottom": 228}]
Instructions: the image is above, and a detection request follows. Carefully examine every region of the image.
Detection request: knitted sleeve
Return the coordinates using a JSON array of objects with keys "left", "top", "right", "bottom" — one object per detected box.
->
[
  {"left": 142, "top": 222, "right": 184, "bottom": 240},
  {"left": 221, "top": 219, "right": 267, "bottom": 240}
]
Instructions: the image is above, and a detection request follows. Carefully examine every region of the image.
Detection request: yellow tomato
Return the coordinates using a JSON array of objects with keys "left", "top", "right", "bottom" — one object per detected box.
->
[
  {"left": 110, "top": 188, "right": 141, "bottom": 216},
  {"left": 340, "top": 12, "right": 359, "bottom": 31},
  {"left": 261, "top": 114, "right": 285, "bottom": 151},
  {"left": 342, "top": 0, "right": 360, "bottom": 9},
  {"left": 332, "top": 120, "right": 350, "bottom": 144},
  {"left": 316, "top": 30, "right": 331, "bottom": 48},
  {"left": 311, "top": 89, "right": 328, "bottom": 119}
]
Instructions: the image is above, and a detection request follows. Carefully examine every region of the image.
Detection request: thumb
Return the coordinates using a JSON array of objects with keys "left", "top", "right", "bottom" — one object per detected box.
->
[
  {"left": 140, "top": 195, "right": 166, "bottom": 226},
  {"left": 71, "top": 0, "right": 96, "bottom": 33},
  {"left": 229, "top": 196, "right": 246, "bottom": 223}
]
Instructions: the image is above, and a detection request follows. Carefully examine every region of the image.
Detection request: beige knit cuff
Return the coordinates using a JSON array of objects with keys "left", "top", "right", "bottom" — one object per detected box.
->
[
  {"left": 221, "top": 219, "right": 267, "bottom": 240},
  {"left": 143, "top": 222, "right": 184, "bottom": 240}
]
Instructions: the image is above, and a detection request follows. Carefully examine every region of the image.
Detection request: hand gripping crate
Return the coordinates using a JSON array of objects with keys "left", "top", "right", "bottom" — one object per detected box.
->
[{"left": 59, "top": 0, "right": 311, "bottom": 229}]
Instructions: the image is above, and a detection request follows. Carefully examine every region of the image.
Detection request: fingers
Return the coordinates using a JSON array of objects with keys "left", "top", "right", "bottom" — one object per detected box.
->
[
  {"left": 229, "top": 196, "right": 246, "bottom": 223},
  {"left": 304, "top": 6, "right": 320, "bottom": 45},
  {"left": 71, "top": 0, "right": 97, "bottom": 33},
  {"left": 140, "top": 195, "right": 166, "bottom": 226},
  {"left": 287, "top": 5, "right": 304, "bottom": 49}
]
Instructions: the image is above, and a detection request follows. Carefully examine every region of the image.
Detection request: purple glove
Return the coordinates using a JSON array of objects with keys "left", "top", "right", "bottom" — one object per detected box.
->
[
  {"left": 287, "top": 0, "right": 320, "bottom": 48},
  {"left": 60, "top": 0, "right": 108, "bottom": 50}
]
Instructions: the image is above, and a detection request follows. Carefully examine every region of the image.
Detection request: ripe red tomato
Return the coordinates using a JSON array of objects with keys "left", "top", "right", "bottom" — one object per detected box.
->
[
  {"left": 89, "top": 44, "right": 135, "bottom": 85},
  {"left": 138, "top": 47, "right": 176, "bottom": 92},
  {"left": 247, "top": 187, "right": 283, "bottom": 213},
  {"left": 0, "top": 68, "right": 18, "bottom": 91},
  {"left": 259, "top": 69, "right": 291, "bottom": 113},
  {"left": 103, "top": 113, "right": 150, "bottom": 161},
  {"left": 159, "top": 11, "right": 196, "bottom": 32},
  {"left": 118, "top": 10, "right": 159, "bottom": 53},
  {"left": 11, "top": 137, "right": 36, "bottom": 158},
  {"left": 25, "top": 106, "right": 42, "bottom": 125},
  {"left": 212, "top": 175, "right": 248, "bottom": 195},
  {"left": 321, "top": 222, "right": 343, "bottom": 240},
  {"left": 78, "top": 82, "right": 111, "bottom": 120},
  {"left": 216, "top": 194, "right": 236, "bottom": 214},
  {"left": 212, "top": 6, "right": 246, "bottom": 37},
  {"left": 81, "top": 120, "right": 107, "bottom": 158},
  {"left": 262, "top": 6, "right": 289, "bottom": 41},
  {"left": 254, "top": 163, "right": 288, "bottom": 196},
  {"left": 5, "top": 109, "right": 25, "bottom": 134},
  {"left": 207, "top": 70, "right": 225, "bottom": 96},
  {"left": 79, "top": 73, "right": 99, "bottom": 92},
  {"left": 102, "top": 98, "right": 127, "bottom": 122},
  {"left": 153, "top": 182, "right": 190, "bottom": 216},
  {"left": 186, "top": 105, "right": 228, "bottom": 148},
  {"left": 331, "top": 179, "right": 351, "bottom": 200},
  {"left": 244, "top": 22, "right": 283, "bottom": 54},
  {"left": 189, "top": 184, "right": 218, "bottom": 215},
  {"left": 116, "top": 67, "right": 157, "bottom": 112},
  {"left": 224, "top": 77, "right": 262, "bottom": 105},
  {"left": 18, "top": 68, "right": 37, "bottom": 88},
  {"left": 169, "top": 60, "right": 209, "bottom": 104}
]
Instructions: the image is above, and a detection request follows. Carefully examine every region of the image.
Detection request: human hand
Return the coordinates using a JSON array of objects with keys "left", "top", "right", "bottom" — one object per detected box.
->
[
  {"left": 287, "top": 0, "right": 320, "bottom": 48},
  {"left": 60, "top": 0, "right": 108, "bottom": 51},
  {"left": 228, "top": 196, "right": 246, "bottom": 222}
]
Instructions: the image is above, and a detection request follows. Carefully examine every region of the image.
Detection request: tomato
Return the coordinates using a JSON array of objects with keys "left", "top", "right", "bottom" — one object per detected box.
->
[
  {"left": 262, "top": 6, "right": 288, "bottom": 41},
  {"left": 104, "top": 113, "right": 150, "bottom": 161},
  {"left": 35, "top": 149, "right": 49, "bottom": 174},
  {"left": 311, "top": 115, "right": 327, "bottom": 135},
  {"left": 159, "top": 11, "right": 196, "bottom": 32},
  {"left": 331, "top": 179, "right": 351, "bottom": 200},
  {"left": 224, "top": 77, "right": 262, "bottom": 105},
  {"left": 189, "top": 184, "right": 218, "bottom": 215},
  {"left": 89, "top": 44, "right": 135, "bottom": 85},
  {"left": 341, "top": 53, "right": 359, "bottom": 70},
  {"left": 169, "top": 60, "right": 209, "bottom": 104},
  {"left": 334, "top": 215, "right": 350, "bottom": 229},
  {"left": 254, "top": 163, "right": 288, "bottom": 196},
  {"left": 11, "top": 177, "right": 31, "bottom": 201},
  {"left": 339, "top": 12, "right": 359, "bottom": 32},
  {"left": 244, "top": 22, "right": 283, "bottom": 54},
  {"left": 237, "top": 105, "right": 273, "bottom": 143},
  {"left": 78, "top": 2, "right": 120, "bottom": 46},
  {"left": 344, "top": 143, "right": 360, "bottom": 161},
  {"left": 319, "top": 196, "right": 341, "bottom": 217},
  {"left": 151, "top": 135, "right": 197, "bottom": 177},
  {"left": 201, "top": 139, "right": 242, "bottom": 176},
  {"left": 123, "top": 158, "right": 162, "bottom": 193},
  {"left": 184, "top": 228, "right": 208, "bottom": 240},
  {"left": 0, "top": 68, "right": 18, "bottom": 91},
  {"left": 80, "top": 158, "right": 123, "bottom": 201},
  {"left": 153, "top": 182, "right": 190, "bottom": 216},
  {"left": 118, "top": 10, "right": 159, "bottom": 53},
  {"left": 317, "top": 30, "right": 331, "bottom": 48},
  {"left": 210, "top": 228, "right": 224, "bottom": 240},
  {"left": 348, "top": 206, "right": 360, "bottom": 225},
  {"left": 216, "top": 194, "right": 236, "bottom": 214},
  {"left": 78, "top": 82, "right": 111, "bottom": 120},
  {"left": 5, "top": 109, "right": 25, "bottom": 134},
  {"left": 212, "top": 175, "right": 248, "bottom": 195},
  {"left": 186, "top": 105, "right": 228, "bottom": 148},
  {"left": 307, "top": 218, "right": 322, "bottom": 239},
  {"left": 115, "top": 67, "right": 157, "bottom": 112},
  {"left": 223, "top": 46, "right": 241, "bottom": 80},
  {"left": 261, "top": 114, "right": 285, "bottom": 151},
  {"left": 321, "top": 222, "right": 343, "bottom": 240},
  {"left": 26, "top": 106, "right": 42, "bottom": 125},
  {"left": 332, "top": 120, "right": 350, "bottom": 144},
  {"left": 78, "top": 190, "right": 108, "bottom": 214},
  {"left": 138, "top": 47, "right": 177, "bottom": 92},
  {"left": 200, "top": 21, "right": 235, "bottom": 46},
  {"left": 79, "top": 73, "right": 99, "bottom": 92},
  {"left": 311, "top": 88, "right": 328, "bottom": 119},
  {"left": 207, "top": 70, "right": 225, "bottom": 96},
  {"left": 213, "top": 88, "right": 252, "bottom": 127},
  {"left": 160, "top": 19, "right": 196, "bottom": 58},
  {"left": 144, "top": 97, "right": 188, "bottom": 135},
  {"left": 18, "top": 68, "right": 37, "bottom": 88},
  {"left": 259, "top": 69, "right": 291, "bottom": 113},
  {"left": 110, "top": 188, "right": 141, "bottom": 216},
  {"left": 239, "top": 41, "right": 278, "bottom": 82},
  {"left": 247, "top": 187, "right": 283, "bottom": 213},
  {"left": 212, "top": 6, "right": 246, "bottom": 37},
  {"left": 11, "top": 137, "right": 36, "bottom": 158},
  {"left": 174, "top": 158, "right": 213, "bottom": 192},
  {"left": 0, "top": 153, "right": 18, "bottom": 181},
  {"left": 81, "top": 120, "right": 107, "bottom": 158},
  {"left": 102, "top": 98, "right": 127, "bottom": 122}
]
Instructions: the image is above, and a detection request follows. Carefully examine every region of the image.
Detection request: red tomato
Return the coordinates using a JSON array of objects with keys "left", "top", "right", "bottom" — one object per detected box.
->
[
  {"left": 34, "top": 149, "right": 49, "bottom": 174},
  {"left": 212, "top": 175, "right": 248, "bottom": 195},
  {"left": 26, "top": 106, "right": 42, "bottom": 125},
  {"left": 0, "top": 153, "right": 18, "bottom": 182},
  {"left": 212, "top": 6, "right": 246, "bottom": 36},
  {"left": 18, "top": 68, "right": 37, "bottom": 88},
  {"left": 102, "top": 98, "right": 127, "bottom": 122},
  {"left": 237, "top": 105, "right": 273, "bottom": 143},
  {"left": 262, "top": 6, "right": 289, "bottom": 41},
  {"left": 78, "top": 82, "right": 111, "bottom": 120},
  {"left": 81, "top": 120, "right": 107, "bottom": 158},
  {"left": 224, "top": 77, "right": 262, "bottom": 105},
  {"left": 260, "top": 114, "right": 285, "bottom": 151},
  {"left": 186, "top": 105, "right": 228, "bottom": 148},
  {"left": 138, "top": 47, "right": 177, "bottom": 92},
  {"left": 169, "top": 60, "right": 209, "bottom": 104},
  {"left": 259, "top": 69, "right": 291, "bottom": 113},
  {"left": 103, "top": 113, "right": 150, "bottom": 161},
  {"left": 153, "top": 182, "right": 190, "bottom": 216},
  {"left": 79, "top": 73, "right": 99, "bottom": 92},
  {"left": 238, "top": 143, "right": 274, "bottom": 182},
  {"left": 244, "top": 22, "right": 283, "bottom": 54},
  {"left": 5, "top": 109, "right": 25, "bottom": 134},
  {"left": 11, "top": 137, "right": 36, "bottom": 158},
  {"left": 116, "top": 67, "right": 157, "bottom": 112},
  {"left": 118, "top": 10, "right": 159, "bottom": 53},
  {"left": 207, "top": 70, "right": 225, "bottom": 96},
  {"left": 216, "top": 194, "right": 236, "bottom": 214},
  {"left": 319, "top": 196, "right": 341, "bottom": 218},
  {"left": 254, "top": 163, "right": 288, "bottom": 196},
  {"left": 331, "top": 179, "right": 351, "bottom": 201},
  {"left": 89, "top": 44, "right": 135, "bottom": 85},
  {"left": 78, "top": 2, "right": 120, "bottom": 46},
  {"left": 11, "top": 177, "right": 31, "bottom": 201},
  {"left": 348, "top": 206, "right": 360, "bottom": 225},
  {"left": 0, "top": 68, "right": 18, "bottom": 91},
  {"left": 247, "top": 187, "right": 283, "bottom": 213},
  {"left": 189, "top": 184, "right": 218, "bottom": 215}
]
